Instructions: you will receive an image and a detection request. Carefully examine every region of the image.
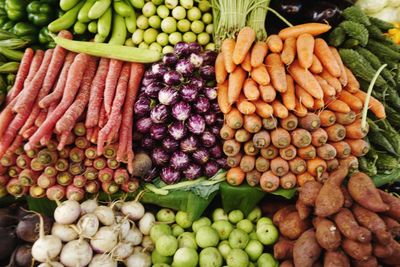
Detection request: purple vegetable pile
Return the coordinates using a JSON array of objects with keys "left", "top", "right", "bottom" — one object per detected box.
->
[{"left": 134, "top": 42, "right": 226, "bottom": 184}]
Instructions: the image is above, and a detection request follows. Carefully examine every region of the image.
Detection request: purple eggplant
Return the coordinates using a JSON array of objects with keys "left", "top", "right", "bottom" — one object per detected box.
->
[
  {"left": 163, "top": 70, "right": 183, "bottom": 85},
  {"left": 203, "top": 87, "right": 217, "bottom": 100},
  {"left": 163, "top": 53, "right": 178, "bottom": 66},
  {"left": 204, "top": 161, "right": 219, "bottom": 177},
  {"left": 183, "top": 163, "right": 202, "bottom": 180},
  {"left": 134, "top": 97, "right": 152, "bottom": 117},
  {"left": 172, "top": 101, "right": 191, "bottom": 121},
  {"left": 189, "top": 76, "right": 205, "bottom": 89},
  {"left": 141, "top": 136, "right": 156, "bottom": 149},
  {"left": 158, "top": 87, "right": 179, "bottom": 106},
  {"left": 188, "top": 42, "right": 202, "bottom": 54},
  {"left": 144, "top": 82, "right": 164, "bottom": 98},
  {"left": 193, "top": 96, "right": 210, "bottom": 114},
  {"left": 216, "top": 158, "right": 229, "bottom": 169},
  {"left": 192, "top": 148, "right": 210, "bottom": 165},
  {"left": 160, "top": 167, "right": 180, "bottom": 184},
  {"left": 144, "top": 70, "right": 158, "bottom": 79},
  {"left": 210, "top": 144, "right": 223, "bottom": 158},
  {"left": 180, "top": 136, "right": 199, "bottom": 153},
  {"left": 152, "top": 148, "right": 170, "bottom": 166},
  {"left": 200, "top": 131, "right": 216, "bottom": 147},
  {"left": 210, "top": 101, "right": 221, "bottom": 113},
  {"left": 209, "top": 125, "right": 221, "bottom": 136},
  {"left": 187, "top": 114, "right": 206, "bottom": 134},
  {"left": 150, "top": 104, "right": 169, "bottom": 124},
  {"left": 176, "top": 59, "right": 194, "bottom": 76},
  {"left": 162, "top": 137, "right": 180, "bottom": 151},
  {"left": 136, "top": 117, "right": 152, "bottom": 133},
  {"left": 150, "top": 124, "right": 167, "bottom": 140},
  {"left": 142, "top": 76, "right": 155, "bottom": 87},
  {"left": 151, "top": 62, "right": 169, "bottom": 78},
  {"left": 168, "top": 121, "right": 187, "bottom": 140},
  {"left": 180, "top": 84, "right": 199, "bottom": 102},
  {"left": 170, "top": 151, "right": 190, "bottom": 170},
  {"left": 204, "top": 112, "right": 217, "bottom": 126},
  {"left": 174, "top": 42, "right": 190, "bottom": 57},
  {"left": 190, "top": 53, "right": 203, "bottom": 68},
  {"left": 200, "top": 65, "right": 215, "bottom": 81},
  {"left": 143, "top": 167, "right": 159, "bottom": 182},
  {"left": 201, "top": 50, "right": 218, "bottom": 65}
]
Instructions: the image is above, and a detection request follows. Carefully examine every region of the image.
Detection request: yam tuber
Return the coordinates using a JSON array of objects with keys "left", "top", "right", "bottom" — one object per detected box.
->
[
  {"left": 373, "top": 242, "right": 393, "bottom": 258},
  {"left": 333, "top": 208, "right": 372, "bottom": 243},
  {"left": 342, "top": 238, "right": 372, "bottom": 261},
  {"left": 273, "top": 237, "right": 294, "bottom": 260},
  {"left": 293, "top": 229, "right": 321, "bottom": 267},
  {"left": 298, "top": 181, "right": 322, "bottom": 207},
  {"left": 280, "top": 260, "right": 294, "bottom": 267},
  {"left": 379, "top": 190, "right": 400, "bottom": 221},
  {"left": 273, "top": 205, "right": 296, "bottom": 226},
  {"left": 381, "top": 215, "right": 400, "bottom": 238},
  {"left": 340, "top": 185, "right": 353, "bottom": 208},
  {"left": 348, "top": 172, "right": 389, "bottom": 213},
  {"left": 313, "top": 217, "right": 341, "bottom": 251},
  {"left": 279, "top": 211, "right": 311, "bottom": 240},
  {"left": 296, "top": 200, "right": 312, "bottom": 220},
  {"left": 323, "top": 250, "right": 350, "bottom": 267},
  {"left": 352, "top": 256, "right": 379, "bottom": 267},
  {"left": 381, "top": 241, "right": 400, "bottom": 265}
]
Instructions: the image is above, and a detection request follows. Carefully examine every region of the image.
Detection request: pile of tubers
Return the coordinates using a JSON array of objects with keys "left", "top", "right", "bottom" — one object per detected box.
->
[{"left": 272, "top": 163, "right": 400, "bottom": 267}]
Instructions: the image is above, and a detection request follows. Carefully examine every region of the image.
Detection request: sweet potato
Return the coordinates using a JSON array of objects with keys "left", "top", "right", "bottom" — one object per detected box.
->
[
  {"left": 352, "top": 256, "right": 379, "bottom": 267},
  {"left": 313, "top": 217, "right": 341, "bottom": 251},
  {"left": 333, "top": 208, "right": 372, "bottom": 243},
  {"left": 323, "top": 251, "right": 350, "bottom": 267},
  {"left": 342, "top": 238, "right": 372, "bottom": 261},
  {"left": 373, "top": 242, "right": 393, "bottom": 258},
  {"left": 352, "top": 204, "right": 392, "bottom": 244},
  {"left": 348, "top": 172, "right": 389, "bottom": 213},
  {"left": 296, "top": 200, "right": 312, "bottom": 220},
  {"left": 280, "top": 260, "right": 294, "bottom": 267},
  {"left": 293, "top": 229, "right": 321, "bottom": 267},
  {"left": 298, "top": 181, "right": 322, "bottom": 206},
  {"left": 379, "top": 190, "right": 400, "bottom": 221},
  {"left": 381, "top": 241, "right": 400, "bottom": 265},
  {"left": 279, "top": 211, "right": 311, "bottom": 240},
  {"left": 274, "top": 238, "right": 294, "bottom": 260},
  {"left": 381, "top": 215, "right": 400, "bottom": 238},
  {"left": 273, "top": 205, "right": 296, "bottom": 226},
  {"left": 315, "top": 165, "right": 348, "bottom": 217},
  {"left": 341, "top": 185, "right": 353, "bottom": 208}
]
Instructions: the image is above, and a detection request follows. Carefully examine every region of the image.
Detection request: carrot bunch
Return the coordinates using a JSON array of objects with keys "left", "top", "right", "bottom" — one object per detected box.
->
[{"left": 219, "top": 23, "right": 384, "bottom": 192}]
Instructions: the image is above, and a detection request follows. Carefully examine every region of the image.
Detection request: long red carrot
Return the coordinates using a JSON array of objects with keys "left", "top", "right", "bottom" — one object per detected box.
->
[
  {"left": 104, "top": 59, "right": 123, "bottom": 116},
  {"left": 5, "top": 135, "right": 23, "bottom": 156},
  {"left": 86, "top": 57, "right": 110, "bottom": 128},
  {"left": 6, "top": 48, "right": 34, "bottom": 104},
  {"left": 24, "top": 50, "right": 44, "bottom": 87},
  {"left": 0, "top": 113, "right": 29, "bottom": 158},
  {"left": 97, "top": 63, "right": 130, "bottom": 155},
  {"left": 98, "top": 104, "right": 107, "bottom": 128}
]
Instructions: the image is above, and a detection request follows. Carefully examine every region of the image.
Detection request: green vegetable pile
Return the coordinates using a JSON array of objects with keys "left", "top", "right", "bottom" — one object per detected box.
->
[
  {"left": 329, "top": 6, "right": 400, "bottom": 186},
  {"left": 49, "top": 0, "right": 214, "bottom": 54},
  {"left": 0, "top": 0, "right": 58, "bottom": 48}
]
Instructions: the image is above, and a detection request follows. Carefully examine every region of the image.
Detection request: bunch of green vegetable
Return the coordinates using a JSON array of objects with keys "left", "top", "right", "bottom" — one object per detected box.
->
[
  {"left": 49, "top": 0, "right": 214, "bottom": 54},
  {"left": 0, "top": 0, "right": 58, "bottom": 48}
]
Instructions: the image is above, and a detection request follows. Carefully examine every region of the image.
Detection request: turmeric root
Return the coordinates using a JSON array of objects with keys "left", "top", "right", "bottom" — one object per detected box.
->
[
  {"left": 333, "top": 208, "right": 372, "bottom": 243},
  {"left": 342, "top": 238, "right": 372, "bottom": 261},
  {"left": 293, "top": 229, "right": 321, "bottom": 267},
  {"left": 313, "top": 217, "right": 341, "bottom": 251}
]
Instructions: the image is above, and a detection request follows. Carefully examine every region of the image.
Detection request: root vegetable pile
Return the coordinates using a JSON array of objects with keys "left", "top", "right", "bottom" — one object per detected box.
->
[{"left": 218, "top": 24, "right": 385, "bottom": 191}]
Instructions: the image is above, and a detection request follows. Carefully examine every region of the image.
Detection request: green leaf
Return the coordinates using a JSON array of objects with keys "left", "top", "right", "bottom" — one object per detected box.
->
[{"left": 26, "top": 196, "right": 57, "bottom": 217}]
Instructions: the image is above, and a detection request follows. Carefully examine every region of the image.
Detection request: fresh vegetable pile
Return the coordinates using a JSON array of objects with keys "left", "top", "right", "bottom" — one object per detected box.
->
[{"left": 356, "top": 0, "right": 400, "bottom": 23}]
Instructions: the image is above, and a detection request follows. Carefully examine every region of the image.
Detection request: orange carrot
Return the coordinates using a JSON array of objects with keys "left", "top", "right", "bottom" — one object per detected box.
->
[
  {"left": 340, "top": 155, "right": 359, "bottom": 172},
  {"left": 222, "top": 39, "right": 236, "bottom": 73},
  {"left": 256, "top": 156, "right": 270, "bottom": 172},
  {"left": 299, "top": 113, "right": 321, "bottom": 131},
  {"left": 295, "top": 85, "right": 314, "bottom": 109},
  {"left": 227, "top": 153, "right": 242, "bottom": 167},
  {"left": 316, "top": 144, "right": 337, "bottom": 160},
  {"left": 313, "top": 99, "right": 325, "bottom": 110},
  {"left": 265, "top": 53, "right": 287, "bottom": 92},
  {"left": 278, "top": 23, "right": 332, "bottom": 40},
  {"left": 330, "top": 47, "right": 348, "bottom": 86},
  {"left": 345, "top": 139, "right": 369, "bottom": 157},
  {"left": 326, "top": 99, "right": 351, "bottom": 113},
  {"left": 240, "top": 155, "right": 256, "bottom": 172},
  {"left": 343, "top": 67, "right": 360, "bottom": 93},
  {"left": 282, "top": 75, "right": 296, "bottom": 110},
  {"left": 241, "top": 52, "right": 252, "bottom": 72},
  {"left": 280, "top": 172, "right": 297, "bottom": 189},
  {"left": 280, "top": 113, "right": 298, "bottom": 131},
  {"left": 281, "top": 37, "right": 296, "bottom": 65},
  {"left": 319, "top": 110, "right": 336, "bottom": 127},
  {"left": 228, "top": 67, "right": 247, "bottom": 104},
  {"left": 338, "top": 90, "right": 363, "bottom": 111},
  {"left": 271, "top": 127, "right": 291, "bottom": 148},
  {"left": 235, "top": 129, "right": 251, "bottom": 143},
  {"left": 246, "top": 170, "right": 262, "bottom": 187},
  {"left": 326, "top": 158, "right": 339, "bottom": 171},
  {"left": 243, "top": 78, "right": 260, "bottom": 100},
  {"left": 226, "top": 167, "right": 245, "bottom": 186},
  {"left": 220, "top": 123, "right": 235, "bottom": 140},
  {"left": 294, "top": 98, "right": 308, "bottom": 117},
  {"left": 251, "top": 41, "right": 268, "bottom": 67},
  {"left": 279, "top": 145, "right": 297, "bottom": 161},
  {"left": 233, "top": 27, "right": 256, "bottom": 65},
  {"left": 253, "top": 100, "right": 273, "bottom": 118},
  {"left": 243, "top": 114, "right": 262, "bottom": 133},
  {"left": 291, "top": 128, "right": 312, "bottom": 148},
  {"left": 223, "top": 139, "right": 241, "bottom": 157},
  {"left": 261, "top": 145, "right": 279, "bottom": 160},
  {"left": 297, "top": 172, "right": 315, "bottom": 186},
  {"left": 289, "top": 157, "right": 307, "bottom": 174},
  {"left": 320, "top": 70, "right": 342, "bottom": 92},
  {"left": 315, "top": 75, "right": 336, "bottom": 97},
  {"left": 353, "top": 91, "right": 386, "bottom": 119},
  {"left": 260, "top": 171, "right": 280, "bottom": 192},
  {"left": 325, "top": 123, "right": 347, "bottom": 142},
  {"left": 298, "top": 145, "right": 316, "bottom": 160},
  {"left": 237, "top": 94, "right": 256, "bottom": 115},
  {"left": 307, "top": 157, "right": 327, "bottom": 177},
  {"left": 296, "top": 33, "right": 314, "bottom": 69},
  {"left": 253, "top": 130, "right": 271, "bottom": 148},
  {"left": 330, "top": 141, "right": 351, "bottom": 159},
  {"left": 226, "top": 107, "right": 244, "bottom": 129},
  {"left": 216, "top": 53, "right": 228, "bottom": 84},
  {"left": 251, "top": 65, "right": 270, "bottom": 86},
  {"left": 314, "top": 38, "right": 341, "bottom": 77},
  {"left": 267, "top": 35, "right": 283, "bottom": 53},
  {"left": 217, "top": 80, "right": 231, "bottom": 114},
  {"left": 288, "top": 60, "right": 323, "bottom": 99},
  {"left": 310, "top": 55, "right": 323, "bottom": 74},
  {"left": 271, "top": 157, "right": 289, "bottom": 176},
  {"left": 272, "top": 100, "right": 289, "bottom": 119},
  {"left": 311, "top": 128, "right": 328, "bottom": 147},
  {"left": 243, "top": 141, "right": 259, "bottom": 156},
  {"left": 262, "top": 117, "right": 278, "bottom": 130},
  {"left": 335, "top": 111, "right": 356, "bottom": 125},
  {"left": 259, "top": 84, "right": 276, "bottom": 103}
]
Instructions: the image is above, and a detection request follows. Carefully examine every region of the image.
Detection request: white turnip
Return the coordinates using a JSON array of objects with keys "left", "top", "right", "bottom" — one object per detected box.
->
[
  {"left": 124, "top": 227, "right": 143, "bottom": 246},
  {"left": 89, "top": 254, "right": 118, "bottom": 267},
  {"left": 141, "top": 236, "right": 155, "bottom": 252},
  {"left": 113, "top": 242, "right": 134, "bottom": 260},
  {"left": 54, "top": 200, "right": 81, "bottom": 225},
  {"left": 94, "top": 206, "right": 115, "bottom": 226},
  {"left": 125, "top": 251, "right": 151, "bottom": 267},
  {"left": 139, "top": 212, "right": 155, "bottom": 235},
  {"left": 77, "top": 213, "right": 99, "bottom": 237},
  {"left": 80, "top": 199, "right": 98, "bottom": 215},
  {"left": 51, "top": 223, "right": 78, "bottom": 242},
  {"left": 37, "top": 262, "right": 64, "bottom": 267},
  {"left": 60, "top": 239, "right": 93, "bottom": 267},
  {"left": 116, "top": 215, "right": 131, "bottom": 238},
  {"left": 90, "top": 226, "right": 118, "bottom": 253},
  {"left": 121, "top": 201, "right": 145, "bottom": 221}
]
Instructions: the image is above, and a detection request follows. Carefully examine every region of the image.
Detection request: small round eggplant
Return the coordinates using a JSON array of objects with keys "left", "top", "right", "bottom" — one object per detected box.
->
[
  {"left": 180, "top": 84, "right": 199, "bottom": 102},
  {"left": 151, "top": 62, "right": 169, "bottom": 78},
  {"left": 209, "top": 144, "right": 223, "bottom": 159},
  {"left": 204, "top": 112, "right": 217, "bottom": 126},
  {"left": 199, "top": 65, "right": 215, "bottom": 81},
  {"left": 134, "top": 97, "right": 152, "bottom": 117},
  {"left": 158, "top": 87, "right": 179, "bottom": 106},
  {"left": 136, "top": 117, "right": 152, "bottom": 133},
  {"left": 141, "top": 136, "right": 156, "bottom": 149},
  {"left": 141, "top": 76, "right": 155, "bottom": 87},
  {"left": 174, "top": 42, "right": 190, "bottom": 57},
  {"left": 204, "top": 161, "right": 220, "bottom": 177},
  {"left": 162, "top": 137, "right": 180, "bottom": 152},
  {"left": 143, "top": 167, "right": 159, "bottom": 182},
  {"left": 144, "top": 82, "right": 164, "bottom": 98},
  {"left": 176, "top": 59, "right": 194, "bottom": 77},
  {"left": 160, "top": 167, "right": 181, "bottom": 184},
  {"left": 192, "top": 148, "right": 210, "bottom": 165},
  {"left": 150, "top": 104, "right": 169, "bottom": 124},
  {"left": 189, "top": 76, "right": 205, "bottom": 89},
  {"left": 163, "top": 70, "right": 183, "bottom": 85},
  {"left": 150, "top": 124, "right": 167, "bottom": 140},
  {"left": 168, "top": 122, "right": 188, "bottom": 141},
  {"left": 216, "top": 158, "right": 229, "bottom": 169},
  {"left": 180, "top": 136, "right": 199, "bottom": 153},
  {"left": 201, "top": 50, "right": 218, "bottom": 65},
  {"left": 201, "top": 131, "right": 216, "bottom": 148},
  {"left": 193, "top": 96, "right": 210, "bottom": 114},
  {"left": 183, "top": 163, "right": 202, "bottom": 180},
  {"left": 210, "top": 101, "right": 221, "bottom": 113},
  {"left": 303, "top": 1, "right": 341, "bottom": 25},
  {"left": 203, "top": 87, "right": 217, "bottom": 100},
  {"left": 209, "top": 125, "right": 221, "bottom": 136},
  {"left": 190, "top": 53, "right": 203, "bottom": 68},
  {"left": 172, "top": 101, "right": 191, "bottom": 121},
  {"left": 152, "top": 148, "right": 170, "bottom": 167},
  {"left": 187, "top": 115, "right": 206, "bottom": 135},
  {"left": 188, "top": 42, "right": 202, "bottom": 54},
  {"left": 170, "top": 151, "right": 190, "bottom": 170},
  {"left": 163, "top": 53, "right": 179, "bottom": 66}
]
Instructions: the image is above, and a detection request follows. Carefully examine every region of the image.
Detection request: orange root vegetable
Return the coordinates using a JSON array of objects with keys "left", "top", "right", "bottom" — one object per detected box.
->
[
  {"left": 217, "top": 80, "right": 231, "bottom": 114},
  {"left": 344, "top": 67, "right": 360, "bottom": 93},
  {"left": 241, "top": 52, "right": 251, "bottom": 72},
  {"left": 324, "top": 251, "right": 350, "bottom": 267},
  {"left": 271, "top": 100, "right": 289, "bottom": 119},
  {"left": 320, "top": 70, "right": 342, "bottom": 93},
  {"left": 222, "top": 39, "right": 236, "bottom": 73},
  {"left": 262, "top": 117, "right": 278, "bottom": 130},
  {"left": 298, "top": 145, "right": 316, "bottom": 160},
  {"left": 291, "top": 128, "right": 312, "bottom": 148},
  {"left": 342, "top": 238, "right": 372, "bottom": 261},
  {"left": 253, "top": 100, "right": 273, "bottom": 118},
  {"left": 299, "top": 113, "right": 321, "bottom": 131},
  {"left": 281, "top": 37, "right": 296, "bottom": 65},
  {"left": 246, "top": 170, "right": 261, "bottom": 187},
  {"left": 215, "top": 53, "right": 228, "bottom": 84},
  {"left": 259, "top": 84, "right": 276, "bottom": 103},
  {"left": 251, "top": 41, "right": 268, "bottom": 67},
  {"left": 266, "top": 53, "right": 287, "bottom": 93},
  {"left": 345, "top": 120, "right": 368, "bottom": 139},
  {"left": 280, "top": 113, "right": 298, "bottom": 131},
  {"left": 251, "top": 65, "right": 270, "bottom": 86},
  {"left": 313, "top": 99, "right": 325, "bottom": 111},
  {"left": 325, "top": 123, "right": 346, "bottom": 142},
  {"left": 316, "top": 144, "right": 337, "bottom": 160},
  {"left": 338, "top": 91, "right": 363, "bottom": 111},
  {"left": 226, "top": 107, "right": 244, "bottom": 129},
  {"left": 310, "top": 55, "right": 323, "bottom": 74},
  {"left": 288, "top": 61, "right": 323, "bottom": 99},
  {"left": 243, "top": 78, "right": 260, "bottom": 101},
  {"left": 227, "top": 153, "right": 242, "bottom": 168},
  {"left": 335, "top": 111, "right": 356, "bottom": 126},
  {"left": 307, "top": 157, "right": 327, "bottom": 178},
  {"left": 270, "top": 157, "right": 289, "bottom": 177},
  {"left": 280, "top": 172, "right": 297, "bottom": 189},
  {"left": 282, "top": 75, "right": 296, "bottom": 110},
  {"left": 226, "top": 167, "right": 245, "bottom": 186},
  {"left": 353, "top": 91, "right": 386, "bottom": 119},
  {"left": 379, "top": 190, "right": 400, "bottom": 221},
  {"left": 289, "top": 157, "right": 307, "bottom": 174},
  {"left": 319, "top": 110, "right": 336, "bottom": 127},
  {"left": 267, "top": 34, "right": 283, "bottom": 53},
  {"left": 223, "top": 139, "right": 241, "bottom": 157},
  {"left": 326, "top": 99, "right": 351, "bottom": 113},
  {"left": 260, "top": 170, "right": 280, "bottom": 192},
  {"left": 278, "top": 23, "right": 331, "bottom": 39},
  {"left": 298, "top": 181, "right": 322, "bottom": 206},
  {"left": 240, "top": 155, "right": 255, "bottom": 172},
  {"left": 297, "top": 33, "right": 314, "bottom": 69},
  {"left": 228, "top": 66, "right": 247, "bottom": 104},
  {"left": 243, "top": 140, "right": 259, "bottom": 156},
  {"left": 279, "top": 145, "right": 297, "bottom": 161},
  {"left": 295, "top": 85, "right": 315, "bottom": 109},
  {"left": 252, "top": 130, "right": 271, "bottom": 148},
  {"left": 220, "top": 124, "right": 235, "bottom": 140},
  {"left": 330, "top": 47, "right": 348, "bottom": 86},
  {"left": 311, "top": 128, "right": 328, "bottom": 147},
  {"left": 293, "top": 229, "right": 321, "bottom": 267},
  {"left": 330, "top": 141, "right": 351, "bottom": 159},
  {"left": 261, "top": 145, "right": 279, "bottom": 160},
  {"left": 326, "top": 158, "right": 339, "bottom": 172},
  {"left": 271, "top": 127, "right": 291, "bottom": 148},
  {"left": 235, "top": 129, "right": 251, "bottom": 143},
  {"left": 314, "top": 217, "right": 342, "bottom": 251},
  {"left": 315, "top": 75, "right": 336, "bottom": 97},
  {"left": 243, "top": 114, "right": 262, "bottom": 133},
  {"left": 237, "top": 94, "right": 256, "bottom": 115},
  {"left": 233, "top": 27, "right": 256, "bottom": 65},
  {"left": 334, "top": 208, "right": 373, "bottom": 244},
  {"left": 255, "top": 156, "right": 270, "bottom": 172},
  {"left": 297, "top": 171, "right": 315, "bottom": 186},
  {"left": 345, "top": 139, "right": 369, "bottom": 157},
  {"left": 314, "top": 38, "right": 341, "bottom": 77},
  {"left": 274, "top": 238, "right": 295, "bottom": 260}
]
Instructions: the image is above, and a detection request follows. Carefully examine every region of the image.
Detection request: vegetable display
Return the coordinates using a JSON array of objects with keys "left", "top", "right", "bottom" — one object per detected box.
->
[{"left": 356, "top": 0, "right": 400, "bottom": 23}]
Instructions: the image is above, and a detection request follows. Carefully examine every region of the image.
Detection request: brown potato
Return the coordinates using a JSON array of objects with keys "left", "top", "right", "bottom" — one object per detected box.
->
[
  {"left": 280, "top": 260, "right": 294, "bottom": 267},
  {"left": 273, "top": 205, "right": 296, "bottom": 226},
  {"left": 348, "top": 172, "right": 389, "bottom": 212},
  {"left": 293, "top": 229, "right": 321, "bottom": 267},
  {"left": 296, "top": 200, "right": 312, "bottom": 220},
  {"left": 379, "top": 190, "right": 400, "bottom": 221},
  {"left": 298, "top": 181, "right": 322, "bottom": 206},
  {"left": 279, "top": 211, "right": 311, "bottom": 240},
  {"left": 313, "top": 217, "right": 341, "bottom": 251},
  {"left": 333, "top": 208, "right": 371, "bottom": 243},
  {"left": 342, "top": 238, "right": 372, "bottom": 261},
  {"left": 273, "top": 238, "right": 294, "bottom": 260},
  {"left": 352, "top": 256, "right": 379, "bottom": 267},
  {"left": 323, "top": 250, "right": 350, "bottom": 267}
]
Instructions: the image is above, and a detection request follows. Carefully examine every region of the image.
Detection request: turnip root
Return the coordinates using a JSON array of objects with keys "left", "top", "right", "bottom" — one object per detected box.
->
[
  {"left": 342, "top": 238, "right": 372, "bottom": 261},
  {"left": 90, "top": 226, "right": 118, "bottom": 253},
  {"left": 94, "top": 206, "right": 115, "bottom": 226},
  {"left": 37, "top": 262, "right": 64, "bottom": 267},
  {"left": 32, "top": 214, "right": 62, "bottom": 263},
  {"left": 293, "top": 229, "right": 321, "bottom": 267},
  {"left": 113, "top": 242, "right": 134, "bottom": 260},
  {"left": 51, "top": 223, "right": 78, "bottom": 242},
  {"left": 54, "top": 200, "right": 81, "bottom": 224},
  {"left": 80, "top": 199, "right": 98, "bottom": 215},
  {"left": 333, "top": 208, "right": 371, "bottom": 243},
  {"left": 60, "top": 239, "right": 93, "bottom": 267},
  {"left": 121, "top": 201, "right": 145, "bottom": 221},
  {"left": 124, "top": 227, "right": 143, "bottom": 246},
  {"left": 116, "top": 215, "right": 131, "bottom": 238},
  {"left": 125, "top": 251, "right": 151, "bottom": 267},
  {"left": 89, "top": 254, "right": 118, "bottom": 267},
  {"left": 139, "top": 212, "right": 155, "bottom": 235},
  {"left": 77, "top": 213, "right": 99, "bottom": 237},
  {"left": 141, "top": 236, "right": 155, "bottom": 252}
]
